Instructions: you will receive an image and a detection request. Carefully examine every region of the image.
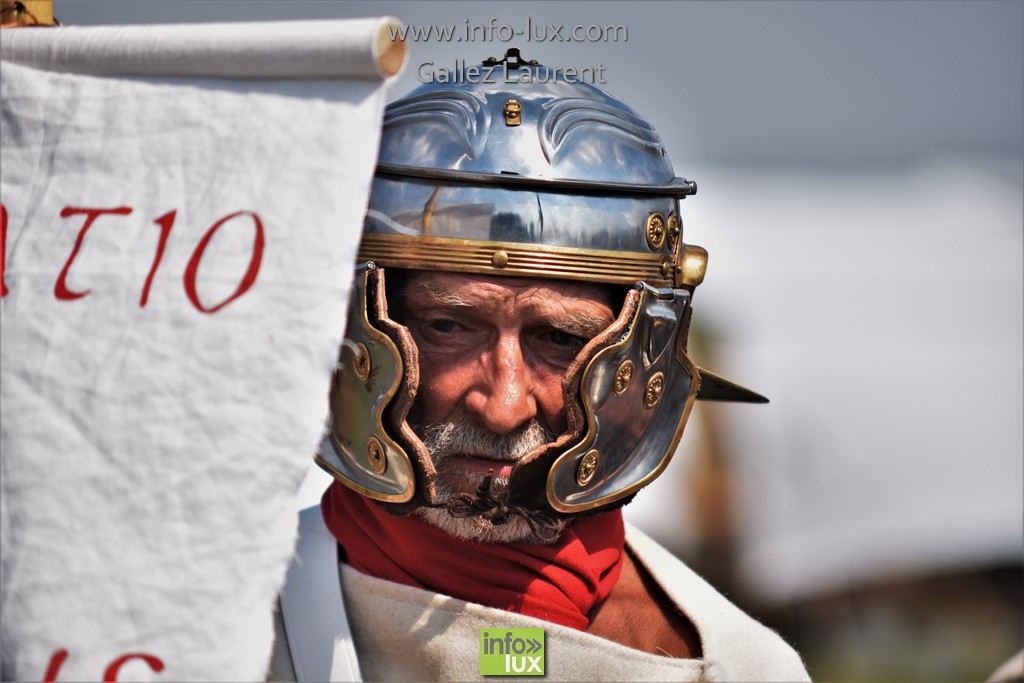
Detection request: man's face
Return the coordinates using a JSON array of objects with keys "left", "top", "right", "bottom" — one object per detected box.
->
[{"left": 391, "top": 271, "right": 616, "bottom": 540}]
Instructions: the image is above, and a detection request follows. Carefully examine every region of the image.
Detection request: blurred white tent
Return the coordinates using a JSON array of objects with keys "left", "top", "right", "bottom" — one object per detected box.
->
[{"left": 693, "top": 156, "right": 1022, "bottom": 602}]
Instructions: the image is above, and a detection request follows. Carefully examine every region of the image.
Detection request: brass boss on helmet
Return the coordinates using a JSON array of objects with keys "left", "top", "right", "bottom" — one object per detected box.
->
[{"left": 317, "top": 51, "right": 764, "bottom": 518}]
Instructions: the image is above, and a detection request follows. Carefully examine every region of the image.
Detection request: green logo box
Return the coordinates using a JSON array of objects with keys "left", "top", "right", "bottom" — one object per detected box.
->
[{"left": 479, "top": 627, "right": 545, "bottom": 676}]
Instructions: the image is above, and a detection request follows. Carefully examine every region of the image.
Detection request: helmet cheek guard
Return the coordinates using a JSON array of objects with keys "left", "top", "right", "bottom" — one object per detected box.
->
[
  {"left": 533, "top": 284, "right": 699, "bottom": 514},
  {"left": 317, "top": 50, "right": 766, "bottom": 519},
  {"left": 316, "top": 263, "right": 436, "bottom": 514}
]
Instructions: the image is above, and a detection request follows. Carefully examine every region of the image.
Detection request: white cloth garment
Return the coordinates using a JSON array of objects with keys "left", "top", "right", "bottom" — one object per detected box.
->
[{"left": 273, "top": 508, "right": 810, "bottom": 682}]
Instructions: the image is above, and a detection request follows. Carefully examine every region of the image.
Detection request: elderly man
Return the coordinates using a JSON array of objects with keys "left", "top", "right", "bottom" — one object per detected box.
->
[{"left": 273, "top": 51, "right": 809, "bottom": 682}]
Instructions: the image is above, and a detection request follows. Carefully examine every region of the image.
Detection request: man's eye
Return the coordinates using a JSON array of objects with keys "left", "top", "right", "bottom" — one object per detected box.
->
[
  {"left": 546, "top": 330, "right": 583, "bottom": 348},
  {"left": 427, "top": 319, "right": 457, "bottom": 333}
]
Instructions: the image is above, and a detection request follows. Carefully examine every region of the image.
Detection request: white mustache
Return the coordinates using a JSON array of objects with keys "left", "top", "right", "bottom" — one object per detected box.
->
[{"left": 419, "top": 419, "right": 554, "bottom": 462}]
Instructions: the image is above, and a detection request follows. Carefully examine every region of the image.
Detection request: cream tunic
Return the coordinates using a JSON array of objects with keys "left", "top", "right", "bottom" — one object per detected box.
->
[{"left": 272, "top": 511, "right": 810, "bottom": 682}]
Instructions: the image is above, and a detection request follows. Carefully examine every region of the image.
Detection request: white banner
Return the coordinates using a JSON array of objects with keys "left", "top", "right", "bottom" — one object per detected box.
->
[{"left": 0, "top": 19, "right": 401, "bottom": 681}]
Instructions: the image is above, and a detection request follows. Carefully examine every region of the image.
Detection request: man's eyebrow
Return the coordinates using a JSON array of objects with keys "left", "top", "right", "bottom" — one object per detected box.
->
[
  {"left": 549, "top": 310, "right": 612, "bottom": 339},
  {"left": 413, "top": 282, "right": 474, "bottom": 307},
  {"left": 410, "top": 280, "right": 613, "bottom": 337}
]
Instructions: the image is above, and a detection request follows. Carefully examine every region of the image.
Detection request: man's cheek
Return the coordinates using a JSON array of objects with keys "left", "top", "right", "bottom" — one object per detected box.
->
[
  {"left": 529, "top": 376, "right": 569, "bottom": 434},
  {"left": 411, "top": 373, "right": 464, "bottom": 423}
]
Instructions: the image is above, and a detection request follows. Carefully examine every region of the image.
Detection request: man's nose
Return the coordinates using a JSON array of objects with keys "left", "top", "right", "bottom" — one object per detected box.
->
[{"left": 464, "top": 335, "right": 537, "bottom": 435}]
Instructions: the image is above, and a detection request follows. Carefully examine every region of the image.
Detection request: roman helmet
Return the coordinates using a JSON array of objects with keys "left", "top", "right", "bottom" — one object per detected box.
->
[{"left": 317, "top": 49, "right": 765, "bottom": 519}]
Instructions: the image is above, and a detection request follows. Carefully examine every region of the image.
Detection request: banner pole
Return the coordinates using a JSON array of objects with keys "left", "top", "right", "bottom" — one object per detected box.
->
[{"left": 0, "top": 1, "right": 55, "bottom": 27}]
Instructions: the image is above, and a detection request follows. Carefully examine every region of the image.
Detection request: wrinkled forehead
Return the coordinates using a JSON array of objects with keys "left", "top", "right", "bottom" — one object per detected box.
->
[{"left": 392, "top": 269, "right": 620, "bottom": 313}]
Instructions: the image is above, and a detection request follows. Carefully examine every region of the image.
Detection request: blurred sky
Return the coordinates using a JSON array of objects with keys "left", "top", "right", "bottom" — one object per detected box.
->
[
  {"left": 54, "top": 1, "right": 1023, "bottom": 166},
  {"left": 46, "top": 0, "right": 1024, "bottom": 600}
]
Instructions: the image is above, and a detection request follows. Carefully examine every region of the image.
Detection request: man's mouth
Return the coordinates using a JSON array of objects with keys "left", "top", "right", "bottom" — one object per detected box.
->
[{"left": 450, "top": 455, "right": 515, "bottom": 478}]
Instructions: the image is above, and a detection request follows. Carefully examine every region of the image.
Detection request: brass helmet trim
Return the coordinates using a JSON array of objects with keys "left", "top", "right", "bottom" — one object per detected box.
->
[{"left": 359, "top": 232, "right": 676, "bottom": 288}]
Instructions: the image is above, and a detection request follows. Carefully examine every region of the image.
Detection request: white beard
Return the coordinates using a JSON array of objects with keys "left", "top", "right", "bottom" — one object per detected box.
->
[
  {"left": 411, "top": 418, "right": 568, "bottom": 544},
  {"left": 416, "top": 503, "right": 542, "bottom": 544}
]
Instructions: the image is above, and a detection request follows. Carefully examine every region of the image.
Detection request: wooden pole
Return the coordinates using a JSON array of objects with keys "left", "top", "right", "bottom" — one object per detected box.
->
[{"left": 1, "top": 1, "right": 55, "bottom": 27}]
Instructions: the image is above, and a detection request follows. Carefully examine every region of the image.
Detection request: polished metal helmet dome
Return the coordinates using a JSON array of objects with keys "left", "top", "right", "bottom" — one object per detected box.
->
[
  {"left": 318, "top": 50, "right": 763, "bottom": 521},
  {"left": 360, "top": 49, "right": 703, "bottom": 290}
]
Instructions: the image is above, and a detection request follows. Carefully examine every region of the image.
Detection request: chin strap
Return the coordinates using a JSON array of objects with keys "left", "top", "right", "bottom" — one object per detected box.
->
[
  {"left": 280, "top": 506, "right": 362, "bottom": 682},
  {"left": 433, "top": 472, "right": 564, "bottom": 543}
]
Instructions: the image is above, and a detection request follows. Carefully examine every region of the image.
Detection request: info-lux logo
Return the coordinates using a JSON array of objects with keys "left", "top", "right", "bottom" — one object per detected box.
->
[{"left": 479, "top": 628, "right": 545, "bottom": 676}]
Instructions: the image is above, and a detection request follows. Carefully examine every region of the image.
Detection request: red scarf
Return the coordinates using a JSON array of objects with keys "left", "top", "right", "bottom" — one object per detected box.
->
[{"left": 321, "top": 482, "right": 624, "bottom": 630}]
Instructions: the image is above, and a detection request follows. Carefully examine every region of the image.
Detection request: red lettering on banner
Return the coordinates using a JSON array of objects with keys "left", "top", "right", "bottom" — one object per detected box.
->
[
  {"left": 103, "top": 653, "right": 165, "bottom": 682},
  {"left": 55, "top": 206, "right": 133, "bottom": 300},
  {"left": 40, "top": 649, "right": 164, "bottom": 682},
  {"left": 1, "top": 203, "right": 8, "bottom": 297},
  {"left": 183, "top": 210, "right": 264, "bottom": 314},
  {"left": 5, "top": 206, "right": 265, "bottom": 310},
  {"left": 139, "top": 210, "right": 176, "bottom": 308},
  {"left": 42, "top": 649, "right": 68, "bottom": 683}
]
